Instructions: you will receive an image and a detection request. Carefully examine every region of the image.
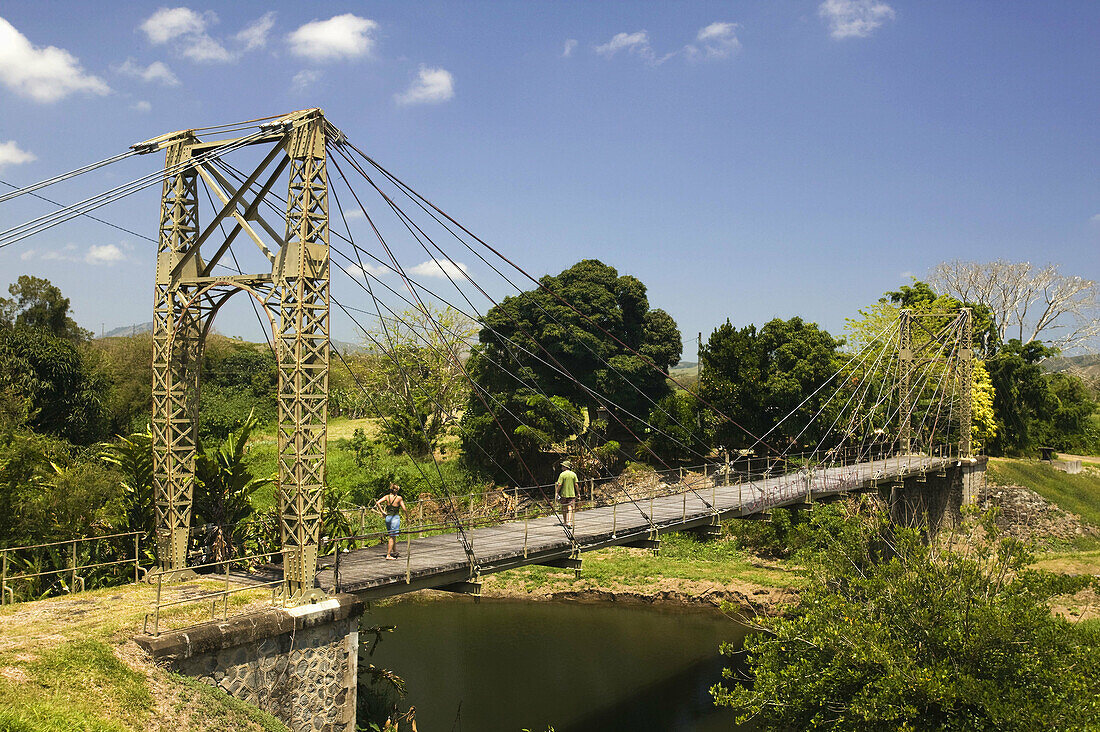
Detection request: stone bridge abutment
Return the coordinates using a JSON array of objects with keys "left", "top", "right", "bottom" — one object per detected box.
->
[{"left": 136, "top": 594, "right": 363, "bottom": 732}]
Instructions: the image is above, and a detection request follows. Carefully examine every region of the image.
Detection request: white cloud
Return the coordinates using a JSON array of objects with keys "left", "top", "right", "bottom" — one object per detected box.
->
[
  {"left": 692, "top": 22, "right": 741, "bottom": 59},
  {"left": 131, "top": 100, "right": 152, "bottom": 112},
  {"left": 342, "top": 262, "right": 388, "bottom": 279},
  {"left": 1090, "top": 213, "right": 1100, "bottom": 225},
  {"left": 818, "top": 0, "right": 896, "bottom": 39},
  {"left": 139, "top": 7, "right": 208, "bottom": 44},
  {"left": 291, "top": 69, "right": 321, "bottom": 93},
  {"left": 139, "top": 7, "right": 265, "bottom": 64},
  {"left": 86, "top": 244, "right": 125, "bottom": 264},
  {"left": 341, "top": 208, "right": 365, "bottom": 220},
  {"left": 594, "top": 31, "right": 652, "bottom": 58},
  {"left": 236, "top": 12, "right": 276, "bottom": 51},
  {"left": 593, "top": 30, "right": 680, "bottom": 65},
  {"left": 115, "top": 58, "right": 179, "bottom": 86},
  {"left": 409, "top": 259, "right": 469, "bottom": 280},
  {"left": 395, "top": 65, "right": 455, "bottom": 106},
  {"left": 25, "top": 243, "right": 126, "bottom": 265},
  {"left": 562, "top": 39, "right": 577, "bottom": 58},
  {"left": 181, "top": 34, "right": 233, "bottom": 62},
  {"left": 287, "top": 14, "right": 377, "bottom": 62},
  {"left": 0, "top": 140, "right": 36, "bottom": 169},
  {"left": 0, "top": 17, "right": 110, "bottom": 102}
]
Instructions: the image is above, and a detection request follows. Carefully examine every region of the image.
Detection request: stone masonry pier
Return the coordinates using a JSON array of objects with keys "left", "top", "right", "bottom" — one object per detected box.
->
[{"left": 136, "top": 594, "right": 363, "bottom": 732}]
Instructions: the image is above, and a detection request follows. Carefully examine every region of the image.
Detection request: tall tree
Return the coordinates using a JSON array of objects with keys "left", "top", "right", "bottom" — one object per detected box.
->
[
  {"left": 461, "top": 260, "right": 680, "bottom": 481},
  {"left": 985, "top": 339, "right": 1058, "bottom": 455},
  {"left": 930, "top": 260, "right": 1100, "bottom": 352},
  {"left": 699, "top": 317, "right": 843, "bottom": 451},
  {"left": 0, "top": 275, "right": 91, "bottom": 342},
  {"left": 0, "top": 326, "right": 109, "bottom": 444},
  {"left": 360, "top": 304, "right": 477, "bottom": 457}
]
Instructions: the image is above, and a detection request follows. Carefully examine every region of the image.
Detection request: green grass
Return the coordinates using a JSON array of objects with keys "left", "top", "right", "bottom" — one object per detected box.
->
[
  {"left": 987, "top": 458, "right": 1100, "bottom": 527},
  {"left": 0, "top": 582, "right": 289, "bottom": 732},
  {"left": 245, "top": 432, "right": 474, "bottom": 511},
  {"left": 0, "top": 640, "right": 152, "bottom": 731},
  {"left": 489, "top": 527, "right": 804, "bottom": 595}
]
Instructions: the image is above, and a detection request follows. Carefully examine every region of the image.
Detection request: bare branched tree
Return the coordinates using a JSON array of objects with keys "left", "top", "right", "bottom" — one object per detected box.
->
[{"left": 930, "top": 260, "right": 1100, "bottom": 353}]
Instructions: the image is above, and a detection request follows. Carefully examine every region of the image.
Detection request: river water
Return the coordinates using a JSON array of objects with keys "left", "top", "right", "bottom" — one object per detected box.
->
[{"left": 361, "top": 599, "right": 748, "bottom": 731}]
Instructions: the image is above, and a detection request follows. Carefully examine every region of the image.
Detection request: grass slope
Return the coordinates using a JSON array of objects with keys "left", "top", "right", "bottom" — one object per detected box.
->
[
  {"left": 987, "top": 458, "right": 1100, "bottom": 527},
  {"left": 0, "top": 582, "right": 288, "bottom": 732}
]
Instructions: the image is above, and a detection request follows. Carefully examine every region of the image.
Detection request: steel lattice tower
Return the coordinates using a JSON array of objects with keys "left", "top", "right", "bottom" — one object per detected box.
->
[{"left": 146, "top": 109, "right": 332, "bottom": 603}]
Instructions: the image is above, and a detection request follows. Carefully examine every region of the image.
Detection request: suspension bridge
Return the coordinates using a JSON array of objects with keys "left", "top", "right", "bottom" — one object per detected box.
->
[{"left": 0, "top": 108, "right": 984, "bottom": 731}]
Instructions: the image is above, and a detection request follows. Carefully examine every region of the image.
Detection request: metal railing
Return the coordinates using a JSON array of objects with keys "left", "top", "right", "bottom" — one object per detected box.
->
[
  {"left": 1, "top": 530, "right": 150, "bottom": 606},
  {"left": 142, "top": 548, "right": 294, "bottom": 636},
  {"left": 319, "top": 445, "right": 965, "bottom": 591}
]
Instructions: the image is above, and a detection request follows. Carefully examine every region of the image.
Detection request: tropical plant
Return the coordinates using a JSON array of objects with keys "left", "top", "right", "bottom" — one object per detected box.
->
[{"left": 193, "top": 412, "right": 272, "bottom": 562}]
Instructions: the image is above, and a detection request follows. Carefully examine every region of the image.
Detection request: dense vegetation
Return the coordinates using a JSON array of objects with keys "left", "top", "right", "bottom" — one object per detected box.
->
[
  {"left": 0, "top": 261, "right": 1098, "bottom": 728},
  {"left": 715, "top": 505, "right": 1100, "bottom": 730}
]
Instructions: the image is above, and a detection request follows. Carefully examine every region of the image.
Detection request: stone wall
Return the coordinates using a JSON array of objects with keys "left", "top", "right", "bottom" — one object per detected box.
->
[{"left": 136, "top": 594, "right": 363, "bottom": 732}]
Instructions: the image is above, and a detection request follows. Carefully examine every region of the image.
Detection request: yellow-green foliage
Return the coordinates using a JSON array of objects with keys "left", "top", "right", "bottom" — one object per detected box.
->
[{"left": 972, "top": 360, "right": 996, "bottom": 452}]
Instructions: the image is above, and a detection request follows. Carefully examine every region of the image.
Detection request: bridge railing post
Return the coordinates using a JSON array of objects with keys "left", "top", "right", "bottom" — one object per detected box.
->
[{"left": 70, "top": 540, "right": 77, "bottom": 595}]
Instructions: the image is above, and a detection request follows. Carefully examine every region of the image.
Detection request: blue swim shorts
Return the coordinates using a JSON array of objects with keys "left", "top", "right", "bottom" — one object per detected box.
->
[{"left": 385, "top": 514, "right": 401, "bottom": 537}]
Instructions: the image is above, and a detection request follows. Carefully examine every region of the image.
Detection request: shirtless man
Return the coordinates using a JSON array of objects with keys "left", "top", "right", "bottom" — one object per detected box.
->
[{"left": 555, "top": 460, "right": 579, "bottom": 529}]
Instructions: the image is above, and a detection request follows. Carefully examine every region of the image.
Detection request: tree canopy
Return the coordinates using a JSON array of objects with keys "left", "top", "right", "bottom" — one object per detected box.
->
[
  {"left": 699, "top": 316, "right": 843, "bottom": 451},
  {"left": 715, "top": 504, "right": 1100, "bottom": 730},
  {"left": 460, "top": 259, "right": 680, "bottom": 481},
  {"left": 0, "top": 275, "right": 91, "bottom": 342}
]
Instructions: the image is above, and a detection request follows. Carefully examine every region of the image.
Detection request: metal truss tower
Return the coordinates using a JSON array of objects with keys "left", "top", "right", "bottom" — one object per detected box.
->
[{"left": 145, "top": 109, "right": 333, "bottom": 603}]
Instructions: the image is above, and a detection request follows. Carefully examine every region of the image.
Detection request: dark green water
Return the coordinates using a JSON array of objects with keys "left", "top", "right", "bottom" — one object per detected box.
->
[{"left": 362, "top": 600, "right": 748, "bottom": 732}]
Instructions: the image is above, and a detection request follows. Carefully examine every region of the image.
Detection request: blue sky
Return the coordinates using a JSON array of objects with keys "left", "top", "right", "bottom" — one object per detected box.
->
[{"left": 0, "top": 1, "right": 1096, "bottom": 357}]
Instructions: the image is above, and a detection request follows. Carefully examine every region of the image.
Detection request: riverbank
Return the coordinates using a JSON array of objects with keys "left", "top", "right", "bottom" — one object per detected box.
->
[{"left": 385, "top": 530, "right": 806, "bottom": 616}]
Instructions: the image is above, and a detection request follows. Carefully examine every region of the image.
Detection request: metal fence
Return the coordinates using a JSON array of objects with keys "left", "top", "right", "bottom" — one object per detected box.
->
[{"left": 1, "top": 530, "right": 150, "bottom": 606}]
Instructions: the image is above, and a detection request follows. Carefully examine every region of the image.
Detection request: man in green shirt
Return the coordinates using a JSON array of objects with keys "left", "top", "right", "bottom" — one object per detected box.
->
[{"left": 555, "top": 460, "right": 579, "bottom": 529}]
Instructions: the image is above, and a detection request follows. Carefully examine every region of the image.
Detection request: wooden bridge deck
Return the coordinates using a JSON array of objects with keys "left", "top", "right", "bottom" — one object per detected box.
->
[{"left": 316, "top": 455, "right": 956, "bottom": 600}]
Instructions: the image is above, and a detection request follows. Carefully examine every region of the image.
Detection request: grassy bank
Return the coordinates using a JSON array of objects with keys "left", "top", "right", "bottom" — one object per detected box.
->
[
  {"left": 987, "top": 457, "right": 1100, "bottom": 527},
  {"left": 0, "top": 582, "right": 288, "bottom": 732},
  {"left": 481, "top": 527, "right": 805, "bottom": 607}
]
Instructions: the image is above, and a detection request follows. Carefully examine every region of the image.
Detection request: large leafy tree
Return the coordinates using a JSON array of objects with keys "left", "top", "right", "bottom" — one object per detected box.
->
[
  {"left": 985, "top": 339, "right": 1059, "bottom": 455},
  {"left": 715, "top": 505, "right": 1100, "bottom": 730},
  {"left": 699, "top": 316, "right": 843, "bottom": 451},
  {"left": 359, "top": 305, "right": 477, "bottom": 457},
  {"left": 0, "top": 326, "right": 109, "bottom": 444},
  {"left": 460, "top": 259, "right": 681, "bottom": 481},
  {"left": 198, "top": 336, "right": 278, "bottom": 441},
  {"left": 0, "top": 275, "right": 91, "bottom": 342}
]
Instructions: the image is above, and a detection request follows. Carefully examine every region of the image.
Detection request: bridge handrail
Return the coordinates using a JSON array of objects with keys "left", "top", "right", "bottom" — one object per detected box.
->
[
  {"left": 1, "top": 530, "right": 148, "bottom": 606},
  {"left": 142, "top": 548, "right": 294, "bottom": 637}
]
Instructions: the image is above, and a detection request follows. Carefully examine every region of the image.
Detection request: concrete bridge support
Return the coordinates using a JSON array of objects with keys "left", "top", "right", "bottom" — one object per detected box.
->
[
  {"left": 881, "top": 457, "right": 987, "bottom": 535},
  {"left": 136, "top": 594, "right": 363, "bottom": 732}
]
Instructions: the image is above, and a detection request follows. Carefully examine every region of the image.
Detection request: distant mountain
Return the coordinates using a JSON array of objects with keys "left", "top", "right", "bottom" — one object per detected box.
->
[
  {"left": 100, "top": 322, "right": 152, "bottom": 338},
  {"left": 1043, "top": 353, "right": 1100, "bottom": 382}
]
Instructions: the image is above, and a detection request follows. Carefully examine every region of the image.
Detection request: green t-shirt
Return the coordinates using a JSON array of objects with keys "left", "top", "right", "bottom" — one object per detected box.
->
[{"left": 556, "top": 469, "right": 578, "bottom": 499}]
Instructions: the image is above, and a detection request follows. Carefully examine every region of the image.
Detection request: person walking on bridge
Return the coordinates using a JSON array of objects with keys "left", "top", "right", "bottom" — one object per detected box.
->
[
  {"left": 376, "top": 483, "right": 406, "bottom": 560},
  {"left": 555, "top": 460, "right": 579, "bottom": 530}
]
